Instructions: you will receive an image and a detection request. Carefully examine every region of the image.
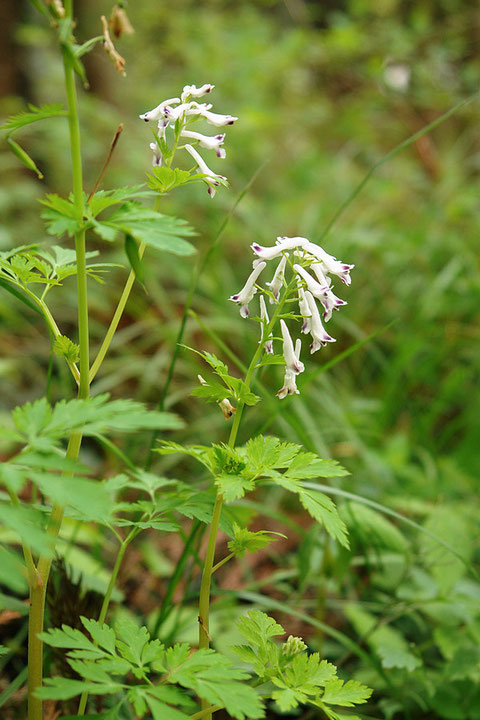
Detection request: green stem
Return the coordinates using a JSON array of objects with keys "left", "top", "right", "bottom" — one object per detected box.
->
[
  {"left": 196, "top": 292, "right": 288, "bottom": 718},
  {"left": 89, "top": 242, "right": 146, "bottom": 383},
  {"left": 77, "top": 535, "right": 133, "bottom": 715},
  {"left": 211, "top": 553, "right": 234, "bottom": 575},
  {"left": 27, "top": 573, "right": 44, "bottom": 720},
  {"left": 28, "top": 10, "right": 89, "bottom": 718}
]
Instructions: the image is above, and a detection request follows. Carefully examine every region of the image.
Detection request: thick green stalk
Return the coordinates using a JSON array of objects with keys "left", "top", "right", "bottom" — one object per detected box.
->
[{"left": 28, "top": 11, "right": 89, "bottom": 718}]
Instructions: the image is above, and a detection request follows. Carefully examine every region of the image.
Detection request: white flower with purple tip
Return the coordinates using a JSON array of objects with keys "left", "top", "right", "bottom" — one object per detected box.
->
[
  {"left": 229, "top": 261, "right": 266, "bottom": 318},
  {"left": 303, "top": 241, "right": 354, "bottom": 285},
  {"left": 267, "top": 254, "right": 288, "bottom": 303},
  {"left": 181, "top": 130, "right": 226, "bottom": 158},
  {"left": 139, "top": 98, "right": 180, "bottom": 123},
  {"left": 293, "top": 264, "right": 329, "bottom": 301},
  {"left": 305, "top": 291, "right": 335, "bottom": 353},
  {"left": 181, "top": 83, "right": 215, "bottom": 102},
  {"left": 297, "top": 282, "right": 312, "bottom": 334},
  {"left": 319, "top": 286, "right": 347, "bottom": 322},
  {"left": 280, "top": 319, "right": 304, "bottom": 375},
  {"left": 251, "top": 237, "right": 303, "bottom": 261},
  {"left": 277, "top": 338, "right": 302, "bottom": 399},
  {"left": 185, "top": 144, "right": 226, "bottom": 197}
]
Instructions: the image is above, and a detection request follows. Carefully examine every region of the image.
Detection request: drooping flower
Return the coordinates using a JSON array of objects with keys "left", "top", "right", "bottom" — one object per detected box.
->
[
  {"left": 303, "top": 240, "right": 354, "bottom": 285},
  {"left": 305, "top": 291, "right": 335, "bottom": 352},
  {"left": 181, "top": 83, "right": 215, "bottom": 102},
  {"left": 181, "top": 130, "right": 226, "bottom": 158},
  {"left": 251, "top": 237, "right": 304, "bottom": 261},
  {"left": 185, "top": 144, "right": 227, "bottom": 198},
  {"left": 318, "top": 286, "right": 347, "bottom": 322},
  {"left": 259, "top": 295, "right": 273, "bottom": 354},
  {"left": 293, "top": 264, "right": 329, "bottom": 301},
  {"left": 280, "top": 320, "right": 304, "bottom": 375},
  {"left": 229, "top": 261, "right": 267, "bottom": 318},
  {"left": 266, "top": 254, "right": 288, "bottom": 303},
  {"left": 139, "top": 98, "right": 181, "bottom": 123},
  {"left": 297, "top": 281, "right": 312, "bottom": 334},
  {"left": 277, "top": 338, "right": 302, "bottom": 399}
]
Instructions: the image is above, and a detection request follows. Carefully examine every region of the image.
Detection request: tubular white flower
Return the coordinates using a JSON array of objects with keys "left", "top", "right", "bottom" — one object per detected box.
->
[
  {"left": 162, "top": 101, "right": 211, "bottom": 122},
  {"left": 139, "top": 98, "right": 180, "bottom": 122},
  {"left": 149, "top": 142, "right": 162, "bottom": 167},
  {"left": 266, "top": 254, "right": 288, "bottom": 303},
  {"left": 310, "top": 261, "right": 331, "bottom": 288},
  {"left": 297, "top": 281, "right": 312, "bottom": 334},
  {"left": 293, "top": 264, "right": 329, "bottom": 300},
  {"left": 305, "top": 291, "right": 335, "bottom": 352},
  {"left": 303, "top": 241, "right": 354, "bottom": 285},
  {"left": 319, "top": 286, "right": 347, "bottom": 322},
  {"left": 229, "top": 261, "right": 267, "bottom": 318},
  {"left": 280, "top": 319, "right": 304, "bottom": 375},
  {"left": 259, "top": 295, "right": 273, "bottom": 354},
  {"left": 181, "top": 83, "right": 215, "bottom": 102},
  {"left": 192, "top": 107, "right": 238, "bottom": 126},
  {"left": 277, "top": 339, "right": 302, "bottom": 399},
  {"left": 181, "top": 130, "right": 226, "bottom": 158},
  {"left": 251, "top": 237, "right": 304, "bottom": 261},
  {"left": 185, "top": 143, "right": 226, "bottom": 198}
]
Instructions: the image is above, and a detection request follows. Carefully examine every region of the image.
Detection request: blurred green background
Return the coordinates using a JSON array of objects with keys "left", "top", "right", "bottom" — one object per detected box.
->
[{"left": 1, "top": 0, "right": 480, "bottom": 717}]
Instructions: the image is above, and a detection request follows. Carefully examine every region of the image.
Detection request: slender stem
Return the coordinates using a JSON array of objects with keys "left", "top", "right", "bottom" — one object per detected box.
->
[
  {"left": 89, "top": 242, "right": 146, "bottom": 383},
  {"left": 196, "top": 295, "right": 288, "bottom": 719},
  {"left": 211, "top": 553, "right": 234, "bottom": 575},
  {"left": 27, "top": 573, "right": 44, "bottom": 720},
  {"left": 145, "top": 165, "right": 266, "bottom": 469},
  {"left": 190, "top": 705, "right": 222, "bottom": 720},
  {"left": 77, "top": 535, "right": 133, "bottom": 715},
  {"left": 21, "top": 285, "right": 80, "bottom": 384},
  {"left": 28, "top": 10, "right": 89, "bottom": 718}
]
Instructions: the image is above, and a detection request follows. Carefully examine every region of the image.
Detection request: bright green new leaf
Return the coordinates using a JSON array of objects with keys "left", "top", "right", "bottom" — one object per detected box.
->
[
  {"left": 146, "top": 166, "right": 197, "bottom": 194},
  {"left": 236, "top": 611, "right": 285, "bottom": 647},
  {"left": 321, "top": 678, "right": 372, "bottom": 707},
  {"left": 228, "top": 524, "right": 285, "bottom": 557},
  {"left": 53, "top": 335, "right": 80, "bottom": 363}
]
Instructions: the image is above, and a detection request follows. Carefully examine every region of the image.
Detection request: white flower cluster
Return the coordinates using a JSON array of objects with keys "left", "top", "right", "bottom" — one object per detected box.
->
[
  {"left": 229, "top": 236, "right": 353, "bottom": 399},
  {"left": 139, "top": 83, "right": 238, "bottom": 197}
]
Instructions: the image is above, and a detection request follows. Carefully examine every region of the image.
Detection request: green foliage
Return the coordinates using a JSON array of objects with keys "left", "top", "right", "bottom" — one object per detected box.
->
[
  {"left": 227, "top": 523, "right": 285, "bottom": 558},
  {"left": 39, "top": 616, "right": 264, "bottom": 719},
  {"left": 232, "top": 611, "right": 371, "bottom": 718},
  {"left": 0, "top": 103, "right": 67, "bottom": 136},
  {"left": 8, "top": 394, "right": 183, "bottom": 450},
  {"left": 6, "top": 138, "right": 43, "bottom": 179},
  {"left": 189, "top": 349, "right": 260, "bottom": 406},
  {"left": 124, "top": 234, "right": 144, "bottom": 283},
  {"left": 40, "top": 189, "right": 197, "bottom": 257},
  {"left": 53, "top": 335, "right": 80, "bottom": 363},
  {"left": 146, "top": 166, "right": 201, "bottom": 195}
]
